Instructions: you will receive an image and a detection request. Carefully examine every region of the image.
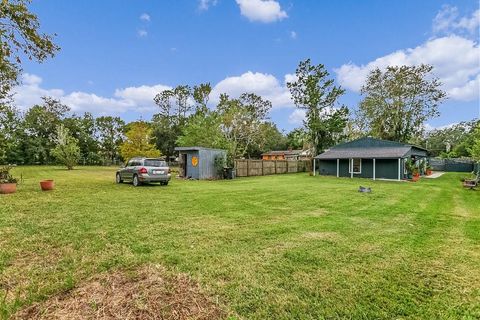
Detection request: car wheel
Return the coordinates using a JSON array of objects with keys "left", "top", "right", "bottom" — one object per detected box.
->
[
  {"left": 116, "top": 173, "right": 123, "bottom": 184},
  {"left": 162, "top": 181, "right": 169, "bottom": 186},
  {"left": 133, "top": 174, "right": 141, "bottom": 187}
]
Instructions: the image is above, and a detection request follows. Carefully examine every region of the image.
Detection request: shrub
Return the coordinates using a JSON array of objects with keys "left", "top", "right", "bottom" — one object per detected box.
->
[{"left": 0, "top": 166, "right": 17, "bottom": 184}]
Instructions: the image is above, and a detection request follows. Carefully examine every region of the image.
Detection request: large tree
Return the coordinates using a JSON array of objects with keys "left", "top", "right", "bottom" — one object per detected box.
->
[
  {"left": 95, "top": 116, "right": 125, "bottom": 164},
  {"left": 120, "top": 122, "right": 161, "bottom": 160},
  {"left": 244, "top": 121, "right": 287, "bottom": 158},
  {"left": 51, "top": 124, "right": 80, "bottom": 170},
  {"left": 217, "top": 92, "right": 272, "bottom": 159},
  {"left": 176, "top": 107, "right": 228, "bottom": 150},
  {"left": 424, "top": 120, "right": 478, "bottom": 157},
  {"left": 63, "top": 113, "right": 99, "bottom": 164},
  {"left": 21, "top": 97, "right": 69, "bottom": 164},
  {"left": 286, "top": 127, "right": 308, "bottom": 150},
  {"left": 357, "top": 65, "right": 446, "bottom": 143},
  {"left": 287, "top": 59, "right": 349, "bottom": 155},
  {"left": 0, "top": 0, "right": 59, "bottom": 99},
  {"left": 152, "top": 85, "right": 195, "bottom": 159},
  {"left": 192, "top": 83, "right": 212, "bottom": 111},
  {"left": 0, "top": 102, "right": 21, "bottom": 163},
  {"left": 467, "top": 122, "right": 480, "bottom": 163},
  {"left": 152, "top": 83, "right": 213, "bottom": 159}
]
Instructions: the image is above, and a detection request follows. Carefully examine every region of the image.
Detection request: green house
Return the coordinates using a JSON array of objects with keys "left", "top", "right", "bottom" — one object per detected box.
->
[{"left": 313, "top": 137, "right": 428, "bottom": 180}]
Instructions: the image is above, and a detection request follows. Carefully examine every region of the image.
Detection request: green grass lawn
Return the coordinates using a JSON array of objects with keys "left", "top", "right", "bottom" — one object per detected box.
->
[{"left": 1, "top": 166, "right": 479, "bottom": 319}]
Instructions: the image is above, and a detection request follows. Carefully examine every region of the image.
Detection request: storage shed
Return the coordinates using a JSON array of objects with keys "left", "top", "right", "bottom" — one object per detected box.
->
[
  {"left": 175, "top": 147, "right": 227, "bottom": 180},
  {"left": 314, "top": 137, "right": 428, "bottom": 181}
]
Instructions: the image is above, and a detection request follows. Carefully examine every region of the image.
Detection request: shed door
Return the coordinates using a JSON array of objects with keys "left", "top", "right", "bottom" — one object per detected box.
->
[{"left": 182, "top": 153, "right": 187, "bottom": 177}]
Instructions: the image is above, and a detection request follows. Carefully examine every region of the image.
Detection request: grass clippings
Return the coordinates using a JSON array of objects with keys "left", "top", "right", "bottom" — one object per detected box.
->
[{"left": 13, "top": 265, "right": 227, "bottom": 320}]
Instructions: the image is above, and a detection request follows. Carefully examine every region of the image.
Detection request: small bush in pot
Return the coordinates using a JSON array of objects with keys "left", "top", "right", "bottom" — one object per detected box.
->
[
  {"left": 412, "top": 168, "right": 420, "bottom": 181},
  {"left": 405, "top": 159, "right": 414, "bottom": 179},
  {"left": 0, "top": 166, "right": 18, "bottom": 194},
  {"left": 426, "top": 165, "right": 433, "bottom": 176}
]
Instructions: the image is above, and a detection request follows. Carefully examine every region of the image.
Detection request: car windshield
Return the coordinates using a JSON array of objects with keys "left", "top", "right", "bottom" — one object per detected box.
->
[{"left": 144, "top": 159, "right": 167, "bottom": 167}]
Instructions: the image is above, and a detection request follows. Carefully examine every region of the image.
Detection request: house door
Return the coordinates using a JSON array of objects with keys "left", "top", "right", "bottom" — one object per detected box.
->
[{"left": 182, "top": 154, "right": 187, "bottom": 177}]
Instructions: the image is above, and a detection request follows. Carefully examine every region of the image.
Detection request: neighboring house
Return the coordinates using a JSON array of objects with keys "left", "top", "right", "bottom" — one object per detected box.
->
[
  {"left": 175, "top": 147, "right": 226, "bottom": 179},
  {"left": 313, "top": 137, "right": 428, "bottom": 180},
  {"left": 261, "top": 149, "right": 306, "bottom": 160}
]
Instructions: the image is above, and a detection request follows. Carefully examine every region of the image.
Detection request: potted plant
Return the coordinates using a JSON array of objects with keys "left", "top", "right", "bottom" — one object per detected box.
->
[
  {"left": 425, "top": 165, "right": 433, "bottom": 176},
  {"left": 40, "top": 179, "right": 55, "bottom": 191},
  {"left": 0, "top": 166, "right": 18, "bottom": 194},
  {"left": 412, "top": 167, "right": 420, "bottom": 182},
  {"left": 405, "top": 159, "right": 414, "bottom": 179}
]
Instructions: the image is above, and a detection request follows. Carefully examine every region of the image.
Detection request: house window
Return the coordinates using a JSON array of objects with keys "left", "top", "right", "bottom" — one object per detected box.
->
[{"left": 349, "top": 158, "right": 362, "bottom": 174}]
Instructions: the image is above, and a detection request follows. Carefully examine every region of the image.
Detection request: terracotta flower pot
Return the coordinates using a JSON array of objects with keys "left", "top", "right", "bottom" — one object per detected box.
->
[
  {"left": 40, "top": 180, "right": 55, "bottom": 191},
  {"left": 412, "top": 175, "right": 420, "bottom": 182},
  {"left": 426, "top": 170, "right": 432, "bottom": 176},
  {"left": 0, "top": 183, "right": 17, "bottom": 194}
]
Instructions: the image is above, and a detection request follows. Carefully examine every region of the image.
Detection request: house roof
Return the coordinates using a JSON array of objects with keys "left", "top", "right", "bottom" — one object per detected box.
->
[
  {"left": 314, "top": 137, "right": 427, "bottom": 159},
  {"left": 261, "top": 150, "right": 303, "bottom": 156}
]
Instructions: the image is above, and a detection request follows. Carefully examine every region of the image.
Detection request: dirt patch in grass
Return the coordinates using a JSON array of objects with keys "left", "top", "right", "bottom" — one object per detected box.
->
[
  {"left": 13, "top": 265, "right": 227, "bottom": 320},
  {"left": 302, "top": 208, "right": 327, "bottom": 216},
  {"left": 301, "top": 231, "right": 340, "bottom": 241}
]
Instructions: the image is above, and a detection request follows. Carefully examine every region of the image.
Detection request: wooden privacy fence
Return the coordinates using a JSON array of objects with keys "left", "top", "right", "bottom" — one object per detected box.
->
[{"left": 235, "top": 159, "right": 311, "bottom": 177}]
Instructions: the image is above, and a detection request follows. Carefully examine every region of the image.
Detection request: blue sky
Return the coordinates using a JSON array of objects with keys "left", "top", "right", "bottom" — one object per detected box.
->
[{"left": 15, "top": 0, "right": 480, "bottom": 132}]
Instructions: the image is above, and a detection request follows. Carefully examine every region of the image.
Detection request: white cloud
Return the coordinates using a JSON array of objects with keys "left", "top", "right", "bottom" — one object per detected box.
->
[
  {"left": 13, "top": 74, "right": 64, "bottom": 110},
  {"left": 424, "top": 122, "right": 458, "bottom": 132},
  {"left": 433, "top": 5, "right": 479, "bottom": 36},
  {"left": 235, "top": 0, "right": 287, "bottom": 23},
  {"left": 432, "top": 5, "right": 459, "bottom": 34},
  {"left": 11, "top": 74, "right": 171, "bottom": 115},
  {"left": 138, "top": 29, "right": 148, "bottom": 37},
  {"left": 448, "top": 74, "right": 480, "bottom": 101},
  {"left": 140, "top": 13, "right": 151, "bottom": 22},
  {"left": 335, "top": 35, "right": 480, "bottom": 101},
  {"left": 61, "top": 92, "right": 135, "bottom": 114},
  {"left": 211, "top": 71, "right": 294, "bottom": 108},
  {"left": 12, "top": 71, "right": 297, "bottom": 117},
  {"left": 114, "top": 84, "right": 172, "bottom": 109},
  {"left": 457, "top": 9, "right": 480, "bottom": 34},
  {"left": 22, "top": 73, "right": 43, "bottom": 86},
  {"left": 288, "top": 109, "right": 305, "bottom": 125},
  {"left": 290, "top": 31, "right": 297, "bottom": 39},
  {"left": 198, "top": 0, "right": 218, "bottom": 11}
]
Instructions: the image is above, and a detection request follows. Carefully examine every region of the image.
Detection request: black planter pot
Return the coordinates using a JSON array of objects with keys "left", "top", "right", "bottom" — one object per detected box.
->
[{"left": 223, "top": 167, "right": 235, "bottom": 179}]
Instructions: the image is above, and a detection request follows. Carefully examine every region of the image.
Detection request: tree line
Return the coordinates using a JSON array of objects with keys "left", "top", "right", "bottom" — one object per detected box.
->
[
  {"left": 0, "top": 82, "right": 298, "bottom": 166},
  {"left": 1, "top": 0, "right": 479, "bottom": 169},
  {"left": 2, "top": 59, "right": 478, "bottom": 169}
]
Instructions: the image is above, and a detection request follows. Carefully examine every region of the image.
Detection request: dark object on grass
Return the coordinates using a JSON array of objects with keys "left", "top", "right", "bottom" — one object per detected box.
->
[
  {"left": 223, "top": 167, "right": 235, "bottom": 180},
  {"left": 463, "top": 172, "right": 479, "bottom": 190},
  {"left": 358, "top": 186, "right": 371, "bottom": 193}
]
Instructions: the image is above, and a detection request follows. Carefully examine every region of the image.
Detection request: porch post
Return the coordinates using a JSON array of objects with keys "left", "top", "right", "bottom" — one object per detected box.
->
[
  {"left": 373, "top": 158, "right": 376, "bottom": 180},
  {"left": 398, "top": 158, "right": 401, "bottom": 181},
  {"left": 336, "top": 158, "right": 339, "bottom": 177},
  {"left": 350, "top": 158, "right": 353, "bottom": 178},
  {"left": 313, "top": 158, "right": 316, "bottom": 176}
]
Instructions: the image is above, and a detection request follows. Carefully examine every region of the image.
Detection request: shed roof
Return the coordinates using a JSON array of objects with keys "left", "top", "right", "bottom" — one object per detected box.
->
[
  {"left": 315, "top": 137, "right": 427, "bottom": 159},
  {"left": 174, "top": 146, "right": 226, "bottom": 152}
]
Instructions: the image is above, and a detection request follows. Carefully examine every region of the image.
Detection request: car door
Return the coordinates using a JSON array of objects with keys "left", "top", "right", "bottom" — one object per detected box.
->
[
  {"left": 122, "top": 160, "right": 134, "bottom": 180},
  {"left": 128, "top": 160, "right": 138, "bottom": 180}
]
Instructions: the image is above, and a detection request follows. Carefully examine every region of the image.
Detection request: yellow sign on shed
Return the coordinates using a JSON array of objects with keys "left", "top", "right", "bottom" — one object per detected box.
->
[{"left": 191, "top": 156, "right": 199, "bottom": 167}]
